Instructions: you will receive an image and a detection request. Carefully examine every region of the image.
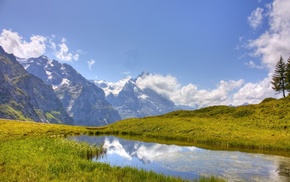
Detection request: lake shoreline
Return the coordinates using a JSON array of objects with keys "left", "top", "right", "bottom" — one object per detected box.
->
[
  {"left": 0, "top": 119, "right": 225, "bottom": 182},
  {"left": 70, "top": 135, "right": 290, "bottom": 182}
]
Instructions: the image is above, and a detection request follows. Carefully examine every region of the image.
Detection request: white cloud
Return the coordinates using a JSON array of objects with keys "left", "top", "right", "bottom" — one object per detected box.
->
[
  {"left": 245, "top": 60, "right": 264, "bottom": 69},
  {"left": 88, "top": 59, "right": 95, "bottom": 70},
  {"left": 139, "top": 1, "right": 290, "bottom": 109},
  {"left": 172, "top": 79, "right": 244, "bottom": 108},
  {"left": 226, "top": 0, "right": 290, "bottom": 104},
  {"left": 248, "top": 7, "right": 264, "bottom": 29},
  {"left": 0, "top": 29, "right": 80, "bottom": 62},
  {"left": 136, "top": 73, "right": 244, "bottom": 108},
  {"left": 224, "top": 0, "right": 290, "bottom": 106},
  {"left": 232, "top": 75, "right": 277, "bottom": 105},
  {"left": 134, "top": 71, "right": 278, "bottom": 108},
  {"left": 268, "top": 0, "right": 290, "bottom": 33},
  {"left": 136, "top": 73, "right": 180, "bottom": 99},
  {"left": 55, "top": 38, "right": 79, "bottom": 61},
  {"left": 247, "top": 0, "right": 290, "bottom": 72},
  {"left": 0, "top": 29, "right": 46, "bottom": 58},
  {"left": 232, "top": 0, "right": 290, "bottom": 104}
]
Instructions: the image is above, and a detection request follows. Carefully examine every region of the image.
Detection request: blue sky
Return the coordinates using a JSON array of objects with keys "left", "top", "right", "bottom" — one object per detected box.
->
[{"left": 1, "top": 0, "right": 290, "bottom": 107}]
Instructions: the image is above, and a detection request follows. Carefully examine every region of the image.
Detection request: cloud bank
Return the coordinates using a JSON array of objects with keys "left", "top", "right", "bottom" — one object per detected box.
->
[
  {"left": 237, "top": 0, "right": 290, "bottom": 104},
  {"left": 136, "top": 73, "right": 245, "bottom": 108},
  {"left": 247, "top": 0, "right": 290, "bottom": 71},
  {"left": 0, "top": 29, "right": 79, "bottom": 61},
  {"left": 0, "top": 29, "right": 46, "bottom": 58}
]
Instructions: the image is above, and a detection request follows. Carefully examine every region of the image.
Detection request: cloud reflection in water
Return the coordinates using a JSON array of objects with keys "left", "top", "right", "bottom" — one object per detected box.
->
[{"left": 70, "top": 135, "right": 290, "bottom": 182}]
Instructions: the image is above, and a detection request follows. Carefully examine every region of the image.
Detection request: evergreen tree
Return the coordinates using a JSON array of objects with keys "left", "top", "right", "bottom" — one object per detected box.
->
[
  {"left": 271, "top": 56, "right": 286, "bottom": 97},
  {"left": 285, "top": 56, "right": 290, "bottom": 93}
]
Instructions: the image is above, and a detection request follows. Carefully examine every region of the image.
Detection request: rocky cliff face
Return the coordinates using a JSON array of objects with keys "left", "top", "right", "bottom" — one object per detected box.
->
[
  {"left": 94, "top": 74, "right": 180, "bottom": 119},
  {"left": 0, "top": 46, "right": 73, "bottom": 124},
  {"left": 19, "top": 56, "right": 121, "bottom": 126}
]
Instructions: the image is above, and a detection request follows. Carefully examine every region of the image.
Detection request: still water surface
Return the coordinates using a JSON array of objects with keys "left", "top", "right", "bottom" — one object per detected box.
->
[{"left": 70, "top": 135, "right": 290, "bottom": 181}]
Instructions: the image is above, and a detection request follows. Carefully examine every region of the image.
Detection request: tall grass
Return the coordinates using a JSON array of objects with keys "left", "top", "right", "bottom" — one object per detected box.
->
[
  {"left": 1, "top": 137, "right": 192, "bottom": 181},
  {"left": 0, "top": 119, "right": 224, "bottom": 182}
]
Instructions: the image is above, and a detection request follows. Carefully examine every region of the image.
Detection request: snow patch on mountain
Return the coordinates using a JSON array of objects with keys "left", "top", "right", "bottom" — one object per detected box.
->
[
  {"left": 94, "top": 76, "right": 131, "bottom": 96},
  {"left": 17, "top": 56, "right": 121, "bottom": 126},
  {"left": 138, "top": 94, "right": 148, "bottom": 100},
  {"left": 93, "top": 73, "right": 182, "bottom": 119},
  {"left": 60, "top": 78, "right": 70, "bottom": 86}
]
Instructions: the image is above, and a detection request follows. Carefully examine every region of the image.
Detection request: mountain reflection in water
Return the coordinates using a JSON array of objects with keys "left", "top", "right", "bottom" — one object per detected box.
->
[{"left": 70, "top": 135, "right": 290, "bottom": 182}]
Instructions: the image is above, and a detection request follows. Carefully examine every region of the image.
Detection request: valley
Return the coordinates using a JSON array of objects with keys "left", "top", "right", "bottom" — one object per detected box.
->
[
  {"left": 1, "top": 1, "right": 290, "bottom": 181},
  {"left": 1, "top": 95, "right": 290, "bottom": 181},
  {"left": 1, "top": 44, "right": 290, "bottom": 181}
]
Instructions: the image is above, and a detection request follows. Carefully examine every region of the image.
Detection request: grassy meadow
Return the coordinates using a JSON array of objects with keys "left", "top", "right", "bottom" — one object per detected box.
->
[
  {"left": 98, "top": 97, "right": 290, "bottom": 154},
  {"left": 2, "top": 96, "right": 290, "bottom": 181},
  {"left": 0, "top": 119, "right": 224, "bottom": 182}
]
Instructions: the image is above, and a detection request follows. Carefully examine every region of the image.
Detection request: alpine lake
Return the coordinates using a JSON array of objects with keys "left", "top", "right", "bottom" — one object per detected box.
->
[{"left": 69, "top": 135, "right": 290, "bottom": 182}]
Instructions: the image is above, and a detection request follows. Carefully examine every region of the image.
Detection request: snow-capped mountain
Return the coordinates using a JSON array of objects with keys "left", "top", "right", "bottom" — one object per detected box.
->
[
  {"left": 18, "top": 56, "right": 121, "bottom": 126},
  {"left": 0, "top": 46, "right": 73, "bottom": 124},
  {"left": 93, "top": 73, "right": 181, "bottom": 119},
  {"left": 94, "top": 76, "right": 132, "bottom": 97}
]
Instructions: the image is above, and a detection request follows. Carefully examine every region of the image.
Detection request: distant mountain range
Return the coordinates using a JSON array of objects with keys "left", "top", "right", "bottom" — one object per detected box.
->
[
  {"left": 17, "top": 56, "right": 121, "bottom": 126},
  {"left": 0, "top": 46, "right": 73, "bottom": 124},
  {"left": 0, "top": 45, "right": 193, "bottom": 125},
  {"left": 18, "top": 54, "right": 190, "bottom": 121},
  {"left": 93, "top": 72, "right": 183, "bottom": 119}
]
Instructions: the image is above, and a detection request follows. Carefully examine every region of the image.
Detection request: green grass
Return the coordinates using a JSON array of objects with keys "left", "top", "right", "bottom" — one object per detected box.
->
[
  {"left": 98, "top": 97, "right": 290, "bottom": 153},
  {"left": 0, "top": 119, "right": 86, "bottom": 140},
  {"left": 4, "top": 96, "right": 290, "bottom": 181},
  {"left": 0, "top": 119, "right": 224, "bottom": 182}
]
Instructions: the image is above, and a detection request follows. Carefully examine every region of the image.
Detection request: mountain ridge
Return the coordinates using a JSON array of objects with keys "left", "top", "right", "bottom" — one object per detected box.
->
[
  {"left": 94, "top": 74, "right": 183, "bottom": 119},
  {"left": 0, "top": 46, "right": 73, "bottom": 124},
  {"left": 18, "top": 56, "right": 121, "bottom": 126},
  {"left": 8, "top": 47, "right": 193, "bottom": 122}
]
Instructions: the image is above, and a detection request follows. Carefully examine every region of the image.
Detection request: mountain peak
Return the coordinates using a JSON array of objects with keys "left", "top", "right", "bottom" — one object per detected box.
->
[
  {"left": 0, "top": 47, "right": 74, "bottom": 124},
  {"left": 93, "top": 72, "right": 180, "bottom": 119},
  {"left": 94, "top": 76, "right": 132, "bottom": 97},
  {"left": 137, "top": 71, "right": 150, "bottom": 79},
  {"left": 18, "top": 57, "right": 121, "bottom": 126}
]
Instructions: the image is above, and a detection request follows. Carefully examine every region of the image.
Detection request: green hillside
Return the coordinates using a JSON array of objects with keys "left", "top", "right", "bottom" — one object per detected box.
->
[{"left": 100, "top": 97, "right": 290, "bottom": 152}]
